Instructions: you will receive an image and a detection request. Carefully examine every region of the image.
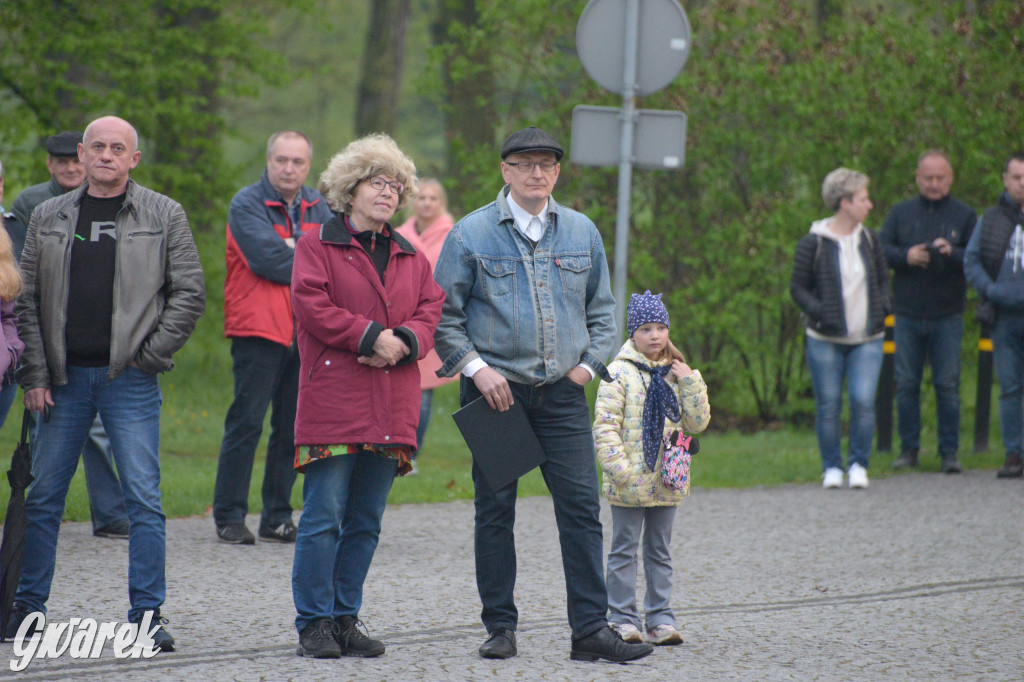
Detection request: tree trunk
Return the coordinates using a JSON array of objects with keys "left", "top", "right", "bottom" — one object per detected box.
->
[
  {"left": 431, "top": 0, "right": 497, "bottom": 186},
  {"left": 355, "top": 0, "right": 411, "bottom": 136}
]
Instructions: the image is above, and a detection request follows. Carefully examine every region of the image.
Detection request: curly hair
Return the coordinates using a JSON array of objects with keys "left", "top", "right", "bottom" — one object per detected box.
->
[
  {"left": 0, "top": 219, "right": 23, "bottom": 302},
  {"left": 821, "top": 167, "right": 869, "bottom": 213},
  {"left": 318, "top": 133, "right": 417, "bottom": 214}
]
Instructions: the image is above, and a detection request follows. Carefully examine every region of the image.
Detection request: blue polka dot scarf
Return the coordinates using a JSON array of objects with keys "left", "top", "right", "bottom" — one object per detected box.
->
[{"left": 629, "top": 360, "right": 681, "bottom": 471}]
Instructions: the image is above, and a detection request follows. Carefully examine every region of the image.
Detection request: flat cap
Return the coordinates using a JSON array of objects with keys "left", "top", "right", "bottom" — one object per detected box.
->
[
  {"left": 46, "top": 131, "right": 83, "bottom": 157},
  {"left": 500, "top": 126, "right": 564, "bottom": 161}
]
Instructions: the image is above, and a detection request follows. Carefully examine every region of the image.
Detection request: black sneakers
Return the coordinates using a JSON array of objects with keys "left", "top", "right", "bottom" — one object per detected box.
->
[
  {"left": 258, "top": 521, "right": 297, "bottom": 543},
  {"left": 216, "top": 523, "right": 255, "bottom": 545},
  {"left": 570, "top": 625, "right": 654, "bottom": 663},
  {"left": 131, "top": 612, "right": 175, "bottom": 652},
  {"left": 297, "top": 617, "right": 342, "bottom": 658},
  {"left": 2, "top": 604, "right": 38, "bottom": 641},
  {"left": 335, "top": 615, "right": 385, "bottom": 657}
]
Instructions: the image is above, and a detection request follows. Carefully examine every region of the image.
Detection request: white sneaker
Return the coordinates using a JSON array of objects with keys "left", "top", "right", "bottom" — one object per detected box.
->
[
  {"left": 848, "top": 463, "right": 869, "bottom": 489},
  {"left": 823, "top": 467, "right": 844, "bottom": 489},
  {"left": 646, "top": 623, "right": 683, "bottom": 645},
  {"left": 609, "top": 622, "right": 643, "bottom": 643}
]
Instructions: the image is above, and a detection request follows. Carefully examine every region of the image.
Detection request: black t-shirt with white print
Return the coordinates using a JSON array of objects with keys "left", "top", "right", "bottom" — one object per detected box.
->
[{"left": 66, "top": 192, "right": 122, "bottom": 367}]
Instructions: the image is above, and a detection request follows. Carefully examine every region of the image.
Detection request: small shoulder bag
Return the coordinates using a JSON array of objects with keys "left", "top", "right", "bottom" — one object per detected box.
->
[{"left": 661, "top": 429, "right": 699, "bottom": 490}]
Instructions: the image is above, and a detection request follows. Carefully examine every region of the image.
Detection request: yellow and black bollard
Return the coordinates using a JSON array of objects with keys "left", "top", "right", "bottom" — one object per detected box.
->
[
  {"left": 876, "top": 314, "right": 896, "bottom": 452},
  {"left": 974, "top": 322, "right": 993, "bottom": 453}
]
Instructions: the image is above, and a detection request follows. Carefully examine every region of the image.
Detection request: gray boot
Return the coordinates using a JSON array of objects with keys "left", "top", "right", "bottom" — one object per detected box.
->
[
  {"left": 939, "top": 451, "right": 961, "bottom": 474},
  {"left": 996, "top": 451, "right": 1023, "bottom": 479},
  {"left": 892, "top": 449, "right": 918, "bottom": 470}
]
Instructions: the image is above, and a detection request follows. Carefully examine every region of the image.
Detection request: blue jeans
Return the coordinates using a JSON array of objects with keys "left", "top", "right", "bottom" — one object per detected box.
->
[
  {"left": 19, "top": 407, "right": 127, "bottom": 531},
  {"left": 413, "top": 388, "right": 433, "bottom": 456},
  {"left": 213, "top": 337, "right": 299, "bottom": 528},
  {"left": 292, "top": 452, "right": 397, "bottom": 632},
  {"left": 82, "top": 415, "right": 129, "bottom": 530},
  {"left": 606, "top": 505, "right": 678, "bottom": 631},
  {"left": 991, "top": 312, "right": 1024, "bottom": 454},
  {"left": 463, "top": 376, "right": 608, "bottom": 641},
  {"left": 17, "top": 366, "right": 165, "bottom": 621},
  {"left": 894, "top": 314, "right": 962, "bottom": 455},
  {"left": 805, "top": 337, "right": 884, "bottom": 471}
]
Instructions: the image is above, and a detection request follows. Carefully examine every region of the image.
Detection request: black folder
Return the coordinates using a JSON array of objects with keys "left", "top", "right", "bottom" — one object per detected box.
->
[{"left": 452, "top": 396, "right": 546, "bottom": 490}]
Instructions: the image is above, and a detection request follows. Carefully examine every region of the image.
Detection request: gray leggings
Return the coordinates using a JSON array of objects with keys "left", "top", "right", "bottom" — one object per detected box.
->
[{"left": 606, "top": 504, "right": 679, "bottom": 630}]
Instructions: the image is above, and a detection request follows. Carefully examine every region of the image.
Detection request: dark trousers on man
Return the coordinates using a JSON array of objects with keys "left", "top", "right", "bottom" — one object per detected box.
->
[
  {"left": 462, "top": 376, "right": 608, "bottom": 641},
  {"left": 213, "top": 336, "right": 300, "bottom": 530}
]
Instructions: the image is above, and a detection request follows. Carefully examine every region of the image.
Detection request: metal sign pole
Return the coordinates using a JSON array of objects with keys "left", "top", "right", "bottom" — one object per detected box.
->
[{"left": 612, "top": 0, "right": 640, "bottom": 338}]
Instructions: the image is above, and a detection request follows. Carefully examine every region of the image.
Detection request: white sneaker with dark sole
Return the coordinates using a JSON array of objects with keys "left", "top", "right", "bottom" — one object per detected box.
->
[{"left": 609, "top": 622, "right": 643, "bottom": 643}]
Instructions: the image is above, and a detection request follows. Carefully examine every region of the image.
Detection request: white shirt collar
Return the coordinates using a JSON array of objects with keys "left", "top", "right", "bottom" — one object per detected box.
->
[{"left": 506, "top": 193, "right": 549, "bottom": 241}]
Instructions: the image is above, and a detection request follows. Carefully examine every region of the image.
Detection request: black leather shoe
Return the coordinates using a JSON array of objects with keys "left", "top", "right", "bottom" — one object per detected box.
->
[
  {"left": 570, "top": 626, "right": 654, "bottom": 663},
  {"left": 479, "top": 627, "right": 517, "bottom": 659}
]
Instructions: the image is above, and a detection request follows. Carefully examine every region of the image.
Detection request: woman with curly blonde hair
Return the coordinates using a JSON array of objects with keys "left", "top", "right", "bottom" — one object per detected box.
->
[
  {"left": 290, "top": 133, "right": 444, "bottom": 658},
  {"left": 0, "top": 219, "right": 24, "bottom": 427}
]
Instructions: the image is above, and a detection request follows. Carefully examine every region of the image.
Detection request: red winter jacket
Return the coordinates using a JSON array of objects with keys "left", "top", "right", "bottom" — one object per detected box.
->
[
  {"left": 291, "top": 215, "right": 445, "bottom": 448},
  {"left": 224, "top": 172, "right": 333, "bottom": 346}
]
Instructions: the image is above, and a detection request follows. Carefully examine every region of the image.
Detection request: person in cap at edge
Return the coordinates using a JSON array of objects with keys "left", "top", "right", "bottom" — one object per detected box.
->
[
  {"left": 5, "top": 130, "right": 130, "bottom": 539},
  {"left": 433, "top": 126, "right": 654, "bottom": 663}
]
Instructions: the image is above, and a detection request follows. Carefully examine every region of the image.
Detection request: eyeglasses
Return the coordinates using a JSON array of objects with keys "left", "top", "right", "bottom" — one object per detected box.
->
[
  {"left": 366, "top": 176, "right": 404, "bottom": 195},
  {"left": 504, "top": 160, "right": 558, "bottom": 173}
]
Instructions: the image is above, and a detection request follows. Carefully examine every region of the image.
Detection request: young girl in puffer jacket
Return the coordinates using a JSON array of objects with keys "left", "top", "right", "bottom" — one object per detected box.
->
[{"left": 593, "top": 290, "right": 710, "bottom": 646}]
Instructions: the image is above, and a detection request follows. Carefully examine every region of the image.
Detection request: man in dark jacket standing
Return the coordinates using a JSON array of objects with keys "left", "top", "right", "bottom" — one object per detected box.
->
[
  {"left": 964, "top": 151, "right": 1024, "bottom": 479},
  {"left": 212, "top": 131, "right": 333, "bottom": 545},
  {"left": 7, "top": 130, "right": 131, "bottom": 539},
  {"left": 8, "top": 116, "right": 206, "bottom": 649},
  {"left": 880, "top": 150, "right": 976, "bottom": 473}
]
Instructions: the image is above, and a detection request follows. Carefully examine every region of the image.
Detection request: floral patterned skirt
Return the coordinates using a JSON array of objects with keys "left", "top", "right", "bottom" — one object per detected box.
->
[{"left": 295, "top": 443, "right": 413, "bottom": 476}]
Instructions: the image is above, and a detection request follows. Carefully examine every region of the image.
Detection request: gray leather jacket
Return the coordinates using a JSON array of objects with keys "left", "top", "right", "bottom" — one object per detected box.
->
[{"left": 15, "top": 180, "right": 206, "bottom": 389}]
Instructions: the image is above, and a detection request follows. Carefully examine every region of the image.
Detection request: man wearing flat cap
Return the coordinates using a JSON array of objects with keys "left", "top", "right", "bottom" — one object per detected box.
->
[
  {"left": 6, "top": 130, "right": 130, "bottom": 541},
  {"left": 435, "top": 127, "right": 651, "bottom": 663}
]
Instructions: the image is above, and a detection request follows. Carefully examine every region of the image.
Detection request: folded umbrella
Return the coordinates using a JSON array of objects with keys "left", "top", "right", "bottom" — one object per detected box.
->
[{"left": 0, "top": 409, "right": 35, "bottom": 642}]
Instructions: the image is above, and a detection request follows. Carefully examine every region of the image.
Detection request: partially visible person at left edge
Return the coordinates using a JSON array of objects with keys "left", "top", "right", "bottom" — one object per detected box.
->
[
  {"left": 290, "top": 133, "right": 444, "bottom": 658},
  {"left": 0, "top": 158, "right": 23, "bottom": 427},
  {"left": 964, "top": 151, "right": 1024, "bottom": 479},
  {"left": 880, "top": 150, "right": 976, "bottom": 474},
  {"left": 6, "top": 130, "right": 130, "bottom": 540},
  {"left": 5, "top": 116, "right": 206, "bottom": 650},
  {"left": 213, "top": 130, "right": 333, "bottom": 546},
  {"left": 0, "top": 212, "right": 24, "bottom": 409}
]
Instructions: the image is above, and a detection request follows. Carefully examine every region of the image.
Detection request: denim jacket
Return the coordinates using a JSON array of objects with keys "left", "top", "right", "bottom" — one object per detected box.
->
[{"left": 434, "top": 186, "right": 617, "bottom": 385}]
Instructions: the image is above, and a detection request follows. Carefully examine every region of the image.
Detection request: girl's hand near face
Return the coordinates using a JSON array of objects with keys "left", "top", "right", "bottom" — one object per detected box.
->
[{"left": 670, "top": 360, "right": 693, "bottom": 380}]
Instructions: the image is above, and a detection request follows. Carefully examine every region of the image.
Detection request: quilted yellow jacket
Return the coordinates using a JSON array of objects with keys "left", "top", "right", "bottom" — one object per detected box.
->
[{"left": 593, "top": 340, "right": 711, "bottom": 506}]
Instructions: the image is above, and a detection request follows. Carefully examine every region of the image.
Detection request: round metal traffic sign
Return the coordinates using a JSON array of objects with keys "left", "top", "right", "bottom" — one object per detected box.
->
[{"left": 577, "top": 0, "right": 692, "bottom": 96}]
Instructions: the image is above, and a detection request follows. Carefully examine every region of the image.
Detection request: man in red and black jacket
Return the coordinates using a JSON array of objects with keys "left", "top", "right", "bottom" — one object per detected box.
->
[{"left": 214, "top": 130, "right": 334, "bottom": 545}]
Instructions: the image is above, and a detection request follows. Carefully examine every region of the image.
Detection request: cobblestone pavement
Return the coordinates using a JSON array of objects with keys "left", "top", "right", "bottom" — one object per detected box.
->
[{"left": 2, "top": 470, "right": 1022, "bottom": 680}]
